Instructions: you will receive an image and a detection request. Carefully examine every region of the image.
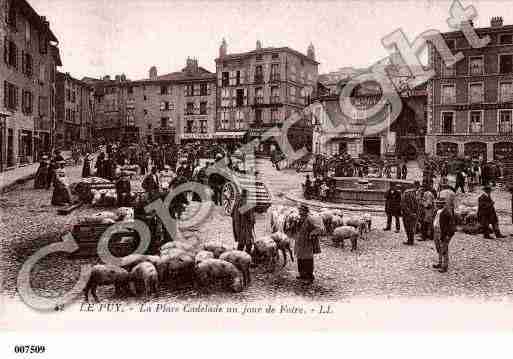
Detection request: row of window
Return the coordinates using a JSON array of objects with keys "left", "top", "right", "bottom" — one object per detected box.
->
[
  {"left": 439, "top": 110, "right": 513, "bottom": 134},
  {"left": 3, "top": 81, "right": 37, "bottom": 115},
  {"left": 5, "top": 3, "right": 49, "bottom": 55},
  {"left": 123, "top": 83, "right": 211, "bottom": 97},
  {"left": 444, "top": 35, "right": 513, "bottom": 52},
  {"left": 184, "top": 119, "right": 208, "bottom": 133},
  {"left": 440, "top": 81, "right": 513, "bottom": 104},
  {"left": 220, "top": 64, "right": 311, "bottom": 87},
  {"left": 440, "top": 53, "right": 513, "bottom": 76},
  {"left": 218, "top": 108, "right": 281, "bottom": 130},
  {"left": 65, "top": 108, "right": 77, "bottom": 123},
  {"left": 141, "top": 102, "right": 209, "bottom": 115}
]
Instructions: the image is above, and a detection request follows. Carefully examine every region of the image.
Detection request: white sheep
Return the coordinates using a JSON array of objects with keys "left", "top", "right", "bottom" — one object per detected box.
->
[
  {"left": 268, "top": 205, "right": 301, "bottom": 235},
  {"left": 160, "top": 251, "right": 196, "bottom": 283},
  {"left": 332, "top": 225, "right": 359, "bottom": 251},
  {"left": 219, "top": 250, "right": 252, "bottom": 286},
  {"left": 195, "top": 250, "right": 215, "bottom": 265},
  {"left": 160, "top": 240, "right": 196, "bottom": 255},
  {"left": 269, "top": 231, "right": 294, "bottom": 267},
  {"left": 253, "top": 236, "right": 278, "bottom": 272},
  {"left": 203, "top": 242, "right": 227, "bottom": 258},
  {"left": 84, "top": 264, "right": 131, "bottom": 302},
  {"left": 195, "top": 258, "right": 244, "bottom": 292},
  {"left": 130, "top": 261, "right": 159, "bottom": 297},
  {"left": 362, "top": 213, "right": 372, "bottom": 233},
  {"left": 344, "top": 217, "right": 368, "bottom": 240},
  {"left": 120, "top": 253, "right": 151, "bottom": 272}
]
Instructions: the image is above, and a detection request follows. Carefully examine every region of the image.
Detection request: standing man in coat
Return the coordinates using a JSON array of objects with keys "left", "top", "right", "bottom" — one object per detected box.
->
[
  {"left": 401, "top": 181, "right": 420, "bottom": 245},
  {"left": 293, "top": 204, "right": 323, "bottom": 283},
  {"left": 231, "top": 190, "right": 255, "bottom": 254},
  {"left": 142, "top": 166, "right": 160, "bottom": 201},
  {"left": 384, "top": 183, "right": 402, "bottom": 232},
  {"left": 477, "top": 185, "right": 505, "bottom": 239},
  {"left": 420, "top": 187, "right": 436, "bottom": 241},
  {"left": 433, "top": 189, "right": 457, "bottom": 273}
]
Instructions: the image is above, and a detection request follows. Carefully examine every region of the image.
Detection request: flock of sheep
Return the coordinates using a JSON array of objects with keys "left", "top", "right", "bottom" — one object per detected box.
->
[{"left": 83, "top": 205, "right": 373, "bottom": 302}]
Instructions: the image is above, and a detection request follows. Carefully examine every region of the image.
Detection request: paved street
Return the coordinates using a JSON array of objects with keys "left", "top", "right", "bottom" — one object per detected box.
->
[{"left": 1, "top": 158, "right": 513, "bottom": 304}]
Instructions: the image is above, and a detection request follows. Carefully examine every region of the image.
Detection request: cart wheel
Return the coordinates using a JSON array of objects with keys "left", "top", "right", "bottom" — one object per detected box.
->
[{"left": 222, "top": 181, "right": 238, "bottom": 215}]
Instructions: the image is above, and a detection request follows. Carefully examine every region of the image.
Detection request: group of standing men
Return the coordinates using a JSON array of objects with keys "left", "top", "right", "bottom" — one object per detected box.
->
[{"left": 384, "top": 179, "right": 506, "bottom": 273}]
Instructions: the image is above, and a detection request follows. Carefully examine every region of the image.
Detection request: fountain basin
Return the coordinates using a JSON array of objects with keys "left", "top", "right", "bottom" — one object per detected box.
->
[{"left": 330, "top": 177, "right": 414, "bottom": 204}]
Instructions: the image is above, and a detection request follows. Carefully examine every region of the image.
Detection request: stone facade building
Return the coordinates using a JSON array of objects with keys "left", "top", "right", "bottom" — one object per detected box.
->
[
  {"left": 0, "top": 0, "right": 61, "bottom": 170},
  {"left": 314, "top": 63, "right": 427, "bottom": 158},
  {"left": 89, "top": 58, "right": 216, "bottom": 145},
  {"left": 426, "top": 17, "right": 513, "bottom": 161},
  {"left": 215, "top": 39, "right": 318, "bottom": 153},
  {"left": 55, "top": 72, "right": 93, "bottom": 147}
]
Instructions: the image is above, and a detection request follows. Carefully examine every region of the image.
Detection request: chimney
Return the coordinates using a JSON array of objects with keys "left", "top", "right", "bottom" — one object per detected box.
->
[
  {"left": 461, "top": 19, "right": 474, "bottom": 28},
  {"left": 256, "top": 40, "right": 262, "bottom": 50},
  {"left": 103, "top": 75, "right": 111, "bottom": 81},
  {"left": 185, "top": 57, "right": 199, "bottom": 74},
  {"left": 115, "top": 75, "right": 121, "bottom": 82},
  {"left": 149, "top": 66, "right": 157, "bottom": 80},
  {"left": 219, "top": 38, "right": 227, "bottom": 58},
  {"left": 491, "top": 16, "right": 503, "bottom": 27}
]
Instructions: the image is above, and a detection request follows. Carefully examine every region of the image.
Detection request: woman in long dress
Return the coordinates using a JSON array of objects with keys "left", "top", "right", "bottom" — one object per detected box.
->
[
  {"left": 34, "top": 156, "right": 50, "bottom": 189},
  {"left": 82, "top": 153, "right": 91, "bottom": 178}
]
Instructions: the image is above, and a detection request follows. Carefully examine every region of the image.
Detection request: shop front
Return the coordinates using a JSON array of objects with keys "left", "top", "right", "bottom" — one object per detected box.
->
[
  {"left": 494, "top": 142, "right": 513, "bottom": 161},
  {"left": 18, "top": 129, "right": 33, "bottom": 165},
  {"left": 180, "top": 132, "right": 215, "bottom": 145},
  {"left": 436, "top": 141, "right": 458, "bottom": 158},
  {"left": 214, "top": 131, "right": 245, "bottom": 152},
  {"left": 122, "top": 126, "right": 140, "bottom": 144},
  {"left": 464, "top": 141, "right": 487, "bottom": 161},
  {"left": 154, "top": 128, "right": 176, "bottom": 145}
]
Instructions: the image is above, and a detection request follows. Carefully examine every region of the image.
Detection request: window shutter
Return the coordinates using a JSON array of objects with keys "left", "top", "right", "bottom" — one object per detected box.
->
[
  {"left": 3, "top": 37, "right": 8, "bottom": 64},
  {"left": 243, "top": 88, "right": 247, "bottom": 105},
  {"left": 229, "top": 71, "right": 233, "bottom": 86},
  {"left": 240, "top": 69, "right": 245, "bottom": 84},
  {"left": 21, "top": 50, "right": 25, "bottom": 74},
  {"left": 3, "top": 82, "right": 7, "bottom": 108},
  {"left": 13, "top": 42, "right": 17, "bottom": 69}
]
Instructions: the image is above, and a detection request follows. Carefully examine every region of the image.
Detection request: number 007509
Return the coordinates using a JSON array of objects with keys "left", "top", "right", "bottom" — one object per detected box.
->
[{"left": 14, "top": 345, "right": 46, "bottom": 354}]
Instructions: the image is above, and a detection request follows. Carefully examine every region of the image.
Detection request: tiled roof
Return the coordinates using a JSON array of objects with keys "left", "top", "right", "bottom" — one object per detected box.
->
[
  {"left": 217, "top": 46, "right": 319, "bottom": 65},
  {"left": 155, "top": 67, "right": 215, "bottom": 81}
]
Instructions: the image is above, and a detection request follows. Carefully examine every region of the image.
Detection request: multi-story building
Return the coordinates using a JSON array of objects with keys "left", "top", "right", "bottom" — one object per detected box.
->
[
  {"left": 0, "top": 0, "right": 61, "bottom": 170},
  {"left": 90, "top": 58, "right": 216, "bottom": 145},
  {"left": 215, "top": 39, "right": 319, "bottom": 153},
  {"left": 55, "top": 72, "right": 94, "bottom": 147},
  {"left": 88, "top": 74, "right": 126, "bottom": 142},
  {"left": 426, "top": 17, "right": 513, "bottom": 161},
  {"left": 314, "top": 62, "right": 427, "bottom": 158}
]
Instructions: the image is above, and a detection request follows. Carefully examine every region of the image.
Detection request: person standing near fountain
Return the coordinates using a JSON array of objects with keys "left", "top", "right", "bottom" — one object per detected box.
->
[
  {"left": 433, "top": 190, "right": 457, "bottom": 273},
  {"left": 384, "top": 183, "right": 402, "bottom": 232},
  {"left": 401, "top": 181, "right": 421, "bottom": 245}
]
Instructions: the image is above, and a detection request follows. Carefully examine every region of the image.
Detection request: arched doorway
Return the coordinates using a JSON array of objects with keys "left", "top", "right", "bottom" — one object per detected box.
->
[
  {"left": 436, "top": 142, "right": 458, "bottom": 157},
  {"left": 494, "top": 142, "right": 513, "bottom": 161},
  {"left": 464, "top": 141, "right": 487, "bottom": 161}
]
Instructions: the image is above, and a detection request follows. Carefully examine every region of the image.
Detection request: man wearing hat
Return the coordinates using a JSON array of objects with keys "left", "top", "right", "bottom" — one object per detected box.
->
[
  {"left": 433, "top": 189, "right": 457, "bottom": 272},
  {"left": 477, "top": 185, "right": 505, "bottom": 239},
  {"left": 294, "top": 204, "right": 322, "bottom": 283},
  {"left": 401, "top": 181, "right": 421, "bottom": 245},
  {"left": 116, "top": 172, "right": 132, "bottom": 207}
]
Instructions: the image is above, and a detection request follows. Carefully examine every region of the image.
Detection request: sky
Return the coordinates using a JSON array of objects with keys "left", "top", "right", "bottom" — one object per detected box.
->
[{"left": 28, "top": 0, "right": 513, "bottom": 81}]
